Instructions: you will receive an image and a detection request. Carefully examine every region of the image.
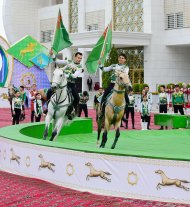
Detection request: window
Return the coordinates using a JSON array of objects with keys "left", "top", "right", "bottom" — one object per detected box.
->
[
  {"left": 167, "top": 14, "right": 175, "bottom": 29},
  {"left": 176, "top": 13, "right": 183, "bottom": 28},
  {"left": 40, "top": 30, "right": 54, "bottom": 43},
  {"left": 86, "top": 24, "right": 99, "bottom": 31},
  {"left": 166, "top": 13, "right": 183, "bottom": 29}
]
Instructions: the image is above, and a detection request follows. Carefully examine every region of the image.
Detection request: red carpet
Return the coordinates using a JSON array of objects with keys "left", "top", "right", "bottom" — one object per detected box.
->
[{"left": 0, "top": 170, "right": 189, "bottom": 207}]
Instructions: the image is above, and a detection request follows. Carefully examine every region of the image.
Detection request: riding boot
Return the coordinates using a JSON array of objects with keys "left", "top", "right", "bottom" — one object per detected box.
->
[{"left": 66, "top": 105, "right": 74, "bottom": 120}]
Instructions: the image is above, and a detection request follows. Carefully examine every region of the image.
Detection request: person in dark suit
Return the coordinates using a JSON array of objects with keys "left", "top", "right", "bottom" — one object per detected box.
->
[{"left": 87, "top": 76, "right": 93, "bottom": 91}]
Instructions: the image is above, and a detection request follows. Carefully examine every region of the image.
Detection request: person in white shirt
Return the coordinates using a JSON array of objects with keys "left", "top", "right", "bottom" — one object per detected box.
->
[
  {"left": 140, "top": 95, "right": 151, "bottom": 130},
  {"left": 98, "top": 53, "right": 130, "bottom": 118},
  {"left": 144, "top": 86, "right": 152, "bottom": 130},
  {"left": 158, "top": 85, "right": 169, "bottom": 130},
  {"left": 50, "top": 49, "right": 84, "bottom": 119}
]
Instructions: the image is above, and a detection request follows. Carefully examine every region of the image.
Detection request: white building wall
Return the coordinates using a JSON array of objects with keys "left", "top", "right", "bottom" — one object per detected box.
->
[
  {"left": 144, "top": 0, "right": 190, "bottom": 91},
  {"left": 2, "top": 0, "right": 44, "bottom": 44}
]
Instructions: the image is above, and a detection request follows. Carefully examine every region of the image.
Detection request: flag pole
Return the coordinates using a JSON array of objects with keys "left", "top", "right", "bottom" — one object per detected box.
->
[
  {"left": 48, "top": 8, "right": 60, "bottom": 67},
  {"left": 95, "top": 20, "right": 112, "bottom": 77},
  {"left": 98, "top": 20, "right": 112, "bottom": 64}
]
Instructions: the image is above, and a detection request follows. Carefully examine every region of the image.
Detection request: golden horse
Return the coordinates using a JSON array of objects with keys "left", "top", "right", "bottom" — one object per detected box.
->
[
  {"left": 38, "top": 154, "right": 55, "bottom": 172},
  {"left": 85, "top": 162, "right": 111, "bottom": 182},
  {"left": 20, "top": 43, "right": 36, "bottom": 59},
  {"left": 155, "top": 170, "right": 190, "bottom": 191},
  {"left": 10, "top": 148, "right": 21, "bottom": 165},
  {"left": 97, "top": 71, "right": 130, "bottom": 149}
]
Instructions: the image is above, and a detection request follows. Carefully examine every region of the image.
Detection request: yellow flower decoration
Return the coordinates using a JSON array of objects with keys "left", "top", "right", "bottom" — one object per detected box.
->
[
  {"left": 127, "top": 171, "right": 138, "bottom": 186},
  {"left": 25, "top": 156, "right": 31, "bottom": 167},
  {"left": 66, "top": 163, "right": 75, "bottom": 176}
]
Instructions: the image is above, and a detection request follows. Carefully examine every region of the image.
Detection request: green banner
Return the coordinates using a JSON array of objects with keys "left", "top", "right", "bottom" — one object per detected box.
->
[{"left": 7, "top": 35, "right": 48, "bottom": 68}]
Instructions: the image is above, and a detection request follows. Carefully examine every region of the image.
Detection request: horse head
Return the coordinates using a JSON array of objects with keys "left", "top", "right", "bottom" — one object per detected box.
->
[
  {"left": 155, "top": 170, "right": 164, "bottom": 174},
  {"left": 115, "top": 71, "right": 131, "bottom": 89},
  {"left": 51, "top": 68, "right": 66, "bottom": 90},
  {"left": 85, "top": 162, "right": 92, "bottom": 167},
  {"left": 10, "top": 148, "right": 13, "bottom": 152},
  {"left": 38, "top": 154, "right": 43, "bottom": 158}
]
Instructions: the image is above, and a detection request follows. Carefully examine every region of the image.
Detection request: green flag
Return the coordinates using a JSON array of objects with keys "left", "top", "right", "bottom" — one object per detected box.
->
[
  {"left": 7, "top": 35, "right": 48, "bottom": 68},
  {"left": 85, "top": 22, "right": 112, "bottom": 74},
  {"left": 52, "top": 9, "right": 73, "bottom": 53}
]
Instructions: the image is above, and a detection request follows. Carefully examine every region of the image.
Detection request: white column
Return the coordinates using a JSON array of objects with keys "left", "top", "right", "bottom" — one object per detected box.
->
[
  {"left": 78, "top": 0, "right": 85, "bottom": 32},
  {"left": 143, "top": 0, "right": 152, "bottom": 33}
]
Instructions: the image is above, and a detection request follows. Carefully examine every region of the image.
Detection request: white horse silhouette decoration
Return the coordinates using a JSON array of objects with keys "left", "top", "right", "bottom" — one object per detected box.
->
[{"left": 43, "top": 68, "right": 72, "bottom": 141}]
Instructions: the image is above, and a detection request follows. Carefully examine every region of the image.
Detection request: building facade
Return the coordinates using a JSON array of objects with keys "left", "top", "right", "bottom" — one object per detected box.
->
[{"left": 2, "top": 0, "right": 190, "bottom": 91}]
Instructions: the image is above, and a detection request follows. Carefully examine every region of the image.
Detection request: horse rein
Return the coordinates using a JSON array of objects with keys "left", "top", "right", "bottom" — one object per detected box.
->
[{"left": 50, "top": 83, "right": 70, "bottom": 110}]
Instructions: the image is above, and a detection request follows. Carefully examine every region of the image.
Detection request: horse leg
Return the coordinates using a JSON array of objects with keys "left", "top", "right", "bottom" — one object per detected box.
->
[
  {"left": 97, "top": 118, "right": 103, "bottom": 147},
  {"left": 50, "top": 117, "right": 63, "bottom": 141},
  {"left": 100, "top": 131, "right": 107, "bottom": 148},
  {"left": 100, "top": 118, "right": 110, "bottom": 148},
  {"left": 111, "top": 127, "right": 120, "bottom": 149},
  {"left": 43, "top": 114, "right": 51, "bottom": 140},
  {"left": 178, "top": 184, "right": 190, "bottom": 191}
]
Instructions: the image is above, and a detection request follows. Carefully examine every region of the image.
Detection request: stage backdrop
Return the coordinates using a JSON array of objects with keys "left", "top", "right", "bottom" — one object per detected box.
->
[
  {"left": 11, "top": 59, "right": 50, "bottom": 91},
  {"left": 0, "top": 36, "right": 14, "bottom": 87}
]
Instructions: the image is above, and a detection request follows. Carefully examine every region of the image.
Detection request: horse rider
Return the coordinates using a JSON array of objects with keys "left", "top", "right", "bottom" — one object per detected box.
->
[
  {"left": 50, "top": 49, "right": 84, "bottom": 120},
  {"left": 99, "top": 53, "right": 131, "bottom": 118}
]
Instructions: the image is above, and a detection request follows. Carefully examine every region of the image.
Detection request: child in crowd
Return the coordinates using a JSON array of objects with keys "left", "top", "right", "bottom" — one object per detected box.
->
[
  {"left": 29, "top": 83, "right": 37, "bottom": 122},
  {"left": 158, "top": 85, "right": 169, "bottom": 130},
  {"left": 140, "top": 95, "right": 151, "bottom": 130},
  {"left": 34, "top": 93, "right": 43, "bottom": 122},
  {"left": 12, "top": 91, "right": 23, "bottom": 125},
  {"left": 78, "top": 91, "right": 89, "bottom": 117},
  {"left": 19, "top": 85, "right": 26, "bottom": 121}
]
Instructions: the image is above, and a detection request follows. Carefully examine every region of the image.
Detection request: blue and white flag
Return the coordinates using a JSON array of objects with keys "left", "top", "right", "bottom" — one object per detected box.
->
[{"left": 30, "top": 53, "right": 53, "bottom": 69}]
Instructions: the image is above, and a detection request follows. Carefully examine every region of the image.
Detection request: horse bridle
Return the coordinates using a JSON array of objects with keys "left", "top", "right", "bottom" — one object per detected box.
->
[{"left": 52, "top": 82, "right": 67, "bottom": 90}]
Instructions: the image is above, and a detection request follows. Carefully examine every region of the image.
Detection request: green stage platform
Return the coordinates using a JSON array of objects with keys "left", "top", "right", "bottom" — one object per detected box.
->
[
  {"left": 154, "top": 113, "right": 190, "bottom": 129},
  {"left": 0, "top": 118, "right": 190, "bottom": 161}
]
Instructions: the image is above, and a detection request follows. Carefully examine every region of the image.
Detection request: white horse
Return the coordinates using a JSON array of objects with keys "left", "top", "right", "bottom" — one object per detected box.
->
[{"left": 43, "top": 68, "right": 71, "bottom": 141}]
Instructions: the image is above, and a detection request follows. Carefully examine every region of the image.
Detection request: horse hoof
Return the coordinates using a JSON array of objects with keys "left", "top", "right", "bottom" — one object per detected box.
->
[
  {"left": 111, "top": 146, "right": 115, "bottom": 149},
  {"left": 100, "top": 144, "right": 105, "bottom": 148}
]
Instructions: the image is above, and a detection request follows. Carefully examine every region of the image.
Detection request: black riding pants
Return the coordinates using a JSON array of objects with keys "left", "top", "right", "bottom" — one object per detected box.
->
[{"left": 67, "top": 82, "right": 80, "bottom": 109}]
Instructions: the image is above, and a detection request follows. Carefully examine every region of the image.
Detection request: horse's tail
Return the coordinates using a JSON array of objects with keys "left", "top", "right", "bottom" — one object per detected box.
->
[
  {"left": 180, "top": 180, "right": 190, "bottom": 183},
  {"left": 104, "top": 172, "right": 111, "bottom": 175}
]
